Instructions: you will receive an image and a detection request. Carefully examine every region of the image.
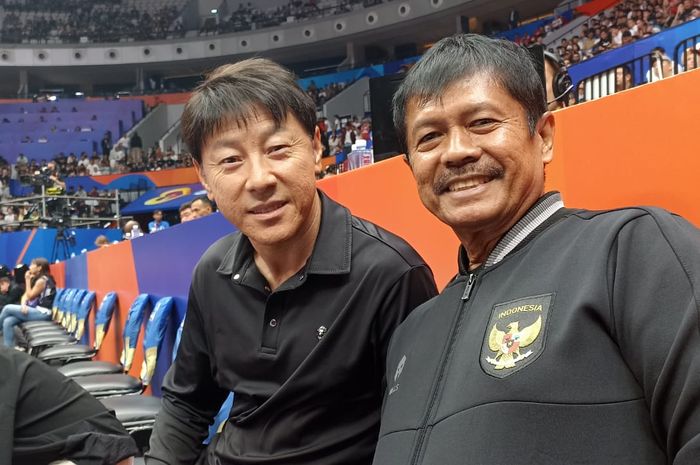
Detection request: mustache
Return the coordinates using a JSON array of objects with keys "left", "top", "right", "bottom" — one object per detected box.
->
[{"left": 433, "top": 163, "right": 505, "bottom": 196}]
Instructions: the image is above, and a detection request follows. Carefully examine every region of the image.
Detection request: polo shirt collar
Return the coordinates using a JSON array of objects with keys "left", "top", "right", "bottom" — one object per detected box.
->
[{"left": 216, "top": 190, "right": 352, "bottom": 277}]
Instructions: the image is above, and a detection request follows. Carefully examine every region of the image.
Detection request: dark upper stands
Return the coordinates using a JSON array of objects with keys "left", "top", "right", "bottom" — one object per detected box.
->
[
  {"left": 0, "top": 0, "right": 187, "bottom": 44},
  {"left": 0, "top": 0, "right": 388, "bottom": 44}
]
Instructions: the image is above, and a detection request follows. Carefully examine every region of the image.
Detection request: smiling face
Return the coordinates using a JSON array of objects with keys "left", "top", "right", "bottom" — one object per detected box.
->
[
  {"left": 196, "top": 108, "right": 322, "bottom": 248},
  {"left": 405, "top": 73, "right": 554, "bottom": 244}
]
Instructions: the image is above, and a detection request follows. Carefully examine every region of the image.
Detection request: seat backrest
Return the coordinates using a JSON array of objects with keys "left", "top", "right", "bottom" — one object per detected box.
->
[
  {"left": 51, "top": 288, "right": 65, "bottom": 320},
  {"left": 120, "top": 293, "right": 150, "bottom": 372},
  {"left": 140, "top": 296, "right": 174, "bottom": 386},
  {"left": 57, "top": 288, "right": 75, "bottom": 326},
  {"left": 67, "top": 289, "right": 87, "bottom": 334},
  {"left": 93, "top": 292, "right": 118, "bottom": 351},
  {"left": 74, "top": 291, "right": 96, "bottom": 341}
]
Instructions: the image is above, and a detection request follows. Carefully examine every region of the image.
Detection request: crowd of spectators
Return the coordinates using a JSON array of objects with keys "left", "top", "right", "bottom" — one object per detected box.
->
[
  {"left": 0, "top": 0, "right": 185, "bottom": 44},
  {"left": 212, "top": 0, "right": 386, "bottom": 35},
  {"left": 305, "top": 80, "right": 348, "bottom": 108},
  {"left": 552, "top": 0, "right": 699, "bottom": 67},
  {"left": 320, "top": 115, "right": 370, "bottom": 157}
]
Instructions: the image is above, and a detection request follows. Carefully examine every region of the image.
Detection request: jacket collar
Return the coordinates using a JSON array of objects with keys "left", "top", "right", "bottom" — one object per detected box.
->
[
  {"left": 216, "top": 190, "right": 352, "bottom": 277},
  {"left": 458, "top": 191, "right": 565, "bottom": 274}
]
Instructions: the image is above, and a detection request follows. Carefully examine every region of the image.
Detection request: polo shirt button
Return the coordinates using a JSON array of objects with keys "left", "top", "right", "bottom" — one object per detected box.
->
[
  {"left": 233, "top": 274, "right": 240, "bottom": 280},
  {"left": 269, "top": 318, "right": 278, "bottom": 327},
  {"left": 299, "top": 274, "right": 305, "bottom": 280},
  {"left": 264, "top": 286, "right": 271, "bottom": 292}
]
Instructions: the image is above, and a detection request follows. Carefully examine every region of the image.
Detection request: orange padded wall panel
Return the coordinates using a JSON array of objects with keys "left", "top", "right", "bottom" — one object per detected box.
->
[
  {"left": 86, "top": 240, "right": 144, "bottom": 377},
  {"left": 320, "top": 69, "right": 700, "bottom": 289}
]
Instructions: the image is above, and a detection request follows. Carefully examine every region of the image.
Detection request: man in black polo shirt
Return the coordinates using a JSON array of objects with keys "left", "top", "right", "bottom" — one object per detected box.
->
[{"left": 146, "top": 58, "right": 437, "bottom": 465}]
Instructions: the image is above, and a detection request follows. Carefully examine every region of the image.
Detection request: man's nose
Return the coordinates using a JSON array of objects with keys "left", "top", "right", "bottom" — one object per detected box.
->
[
  {"left": 442, "top": 129, "right": 482, "bottom": 167},
  {"left": 246, "top": 156, "right": 276, "bottom": 192}
]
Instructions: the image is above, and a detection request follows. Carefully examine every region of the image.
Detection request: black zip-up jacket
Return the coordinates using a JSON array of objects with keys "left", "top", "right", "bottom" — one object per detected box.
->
[{"left": 373, "top": 202, "right": 700, "bottom": 465}]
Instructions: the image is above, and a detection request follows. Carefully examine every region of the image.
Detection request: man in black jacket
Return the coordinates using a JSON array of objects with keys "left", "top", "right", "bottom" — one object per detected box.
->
[
  {"left": 146, "top": 58, "right": 437, "bottom": 465},
  {"left": 372, "top": 33, "right": 700, "bottom": 465},
  {"left": 1, "top": 346, "right": 138, "bottom": 465}
]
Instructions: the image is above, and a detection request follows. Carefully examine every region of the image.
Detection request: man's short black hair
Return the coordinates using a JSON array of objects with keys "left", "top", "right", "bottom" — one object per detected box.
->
[
  {"left": 392, "top": 34, "right": 546, "bottom": 156},
  {"left": 192, "top": 196, "right": 214, "bottom": 209},
  {"left": 182, "top": 58, "right": 317, "bottom": 164},
  {"left": 178, "top": 201, "right": 192, "bottom": 213}
]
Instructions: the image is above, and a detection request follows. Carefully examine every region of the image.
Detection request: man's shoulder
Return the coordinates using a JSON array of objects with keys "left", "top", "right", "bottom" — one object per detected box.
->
[
  {"left": 566, "top": 205, "right": 691, "bottom": 232},
  {"left": 349, "top": 214, "right": 427, "bottom": 269},
  {"left": 194, "top": 231, "right": 242, "bottom": 274}
]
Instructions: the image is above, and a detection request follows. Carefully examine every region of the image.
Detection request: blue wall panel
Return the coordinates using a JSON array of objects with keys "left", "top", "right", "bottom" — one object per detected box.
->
[
  {"left": 130, "top": 213, "right": 236, "bottom": 395},
  {"left": 0, "top": 229, "right": 32, "bottom": 266}
]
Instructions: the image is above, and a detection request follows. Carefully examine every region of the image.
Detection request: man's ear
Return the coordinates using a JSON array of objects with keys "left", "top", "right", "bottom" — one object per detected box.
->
[
  {"left": 193, "top": 159, "right": 215, "bottom": 202},
  {"left": 537, "top": 111, "right": 555, "bottom": 165}
]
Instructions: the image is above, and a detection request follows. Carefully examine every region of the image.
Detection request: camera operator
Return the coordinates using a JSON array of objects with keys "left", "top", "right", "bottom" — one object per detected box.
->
[{"left": 42, "top": 160, "right": 66, "bottom": 195}]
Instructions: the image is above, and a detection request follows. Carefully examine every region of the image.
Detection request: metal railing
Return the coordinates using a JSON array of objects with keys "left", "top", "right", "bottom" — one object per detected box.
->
[
  {"left": 0, "top": 186, "right": 121, "bottom": 230},
  {"left": 574, "top": 34, "right": 700, "bottom": 103}
]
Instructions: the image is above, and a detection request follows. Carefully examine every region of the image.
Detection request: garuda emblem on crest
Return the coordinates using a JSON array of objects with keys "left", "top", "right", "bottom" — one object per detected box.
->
[{"left": 486, "top": 316, "right": 542, "bottom": 370}]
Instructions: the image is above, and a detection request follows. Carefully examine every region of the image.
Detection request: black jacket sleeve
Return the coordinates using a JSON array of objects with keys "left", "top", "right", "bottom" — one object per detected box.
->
[
  {"left": 0, "top": 346, "right": 138, "bottom": 465},
  {"left": 146, "top": 287, "right": 229, "bottom": 465},
  {"left": 372, "top": 265, "right": 437, "bottom": 393},
  {"left": 610, "top": 210, "right": 700, "bottom": 464}
]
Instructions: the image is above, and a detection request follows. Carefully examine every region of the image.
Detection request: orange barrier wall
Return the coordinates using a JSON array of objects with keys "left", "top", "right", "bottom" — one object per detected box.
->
[{"left": 320, "top": 69, "right": 700, "bottom": 288}]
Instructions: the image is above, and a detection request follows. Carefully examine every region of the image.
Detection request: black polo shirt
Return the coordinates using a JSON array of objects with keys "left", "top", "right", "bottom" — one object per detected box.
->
[{"left": 147, "top": 191, "right": 437, "bottom": 465}]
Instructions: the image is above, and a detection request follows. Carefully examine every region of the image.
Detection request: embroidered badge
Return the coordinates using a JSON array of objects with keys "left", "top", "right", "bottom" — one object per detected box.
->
[
  {"left": 316, "top": 325, "right": 327, "bottom": 340},
  {"left": 481, "top": 293, "right": 554, "bottom": 378}
]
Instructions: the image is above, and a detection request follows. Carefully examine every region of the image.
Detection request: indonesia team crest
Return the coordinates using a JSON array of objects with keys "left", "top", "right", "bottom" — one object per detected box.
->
[{"left": 480, "top": 294, "right": 554, "bottom": 378}]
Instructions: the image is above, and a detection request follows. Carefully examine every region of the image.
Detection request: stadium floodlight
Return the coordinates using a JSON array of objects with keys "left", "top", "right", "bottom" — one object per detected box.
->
[{"left": 210, "top": 8, "right": 218, "bottom": 14}]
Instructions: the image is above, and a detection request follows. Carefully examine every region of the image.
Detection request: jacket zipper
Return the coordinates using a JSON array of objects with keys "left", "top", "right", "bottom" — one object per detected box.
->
[{"left": 409, "top": 272, "right": 478, "bottom": 465}]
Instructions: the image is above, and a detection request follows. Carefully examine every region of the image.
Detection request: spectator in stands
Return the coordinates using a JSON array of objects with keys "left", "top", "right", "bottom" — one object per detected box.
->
[
  {"left": 178, "top": 201, "right": 194, "bottom": 223},
  {"left": 317, "top": 118, "right": 330, "bottom": 157},
  {"left": 87, "top": 156, "right": 102, "bottom": 176},
  {"left": 94, "top": 235, "right": 110, "bottom": 248},
  {"left": 682, "top": 43, "right": 700, "bottom": 70},
  {"left": 109, "top": 140, "right": 127, "bottom": 170},
  {"left": 190, "top": 196, "right": 214, "bottom": 219},
  {"left": 146, "top": 57, "right": 436, "bottom": 465},
  {"left": 123, "top": 219, "right": 144, "bottom": 240},
  {"left": 647, "top": 46, "right": 676, "bottom": 82},
  {"left": 129, "top": 131, "right": 144, "bottom": 167},
  {"left": 148, "top": 209, "right": 170, "bottom": 233},
  {"left": 0, "top": 257, "right": 56, "bottom": 348},
  {"left": 15, "top": 153, "right": 28, "bottom": 166},
  {"left": 101, "top": 132, "right": 112, "bottom": 156},
  {"left": 0, "top": 346, "right": 139, "bottom": 465}
]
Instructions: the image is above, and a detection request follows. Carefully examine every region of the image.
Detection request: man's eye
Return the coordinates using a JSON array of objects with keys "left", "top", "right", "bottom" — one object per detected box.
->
[
  {"left": 418, "top": 132, "right": 439, "bottom": 145},
  {"left": 268, "top": 145, "right": 289, "bottom": 155},
  {"left": 471, "top": 119, "right": 497, "bottom": 128},
  {"left": 220, "top": 156, "right": 242, "bottom": 165}
]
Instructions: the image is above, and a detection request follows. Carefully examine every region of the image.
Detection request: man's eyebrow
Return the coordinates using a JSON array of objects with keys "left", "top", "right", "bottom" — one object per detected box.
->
[
  {"left": 411, "top": 102, "right": 504, "bottom": 134},
  {"left": 208, "top": 124, "right": 282, "bottom": 151}
]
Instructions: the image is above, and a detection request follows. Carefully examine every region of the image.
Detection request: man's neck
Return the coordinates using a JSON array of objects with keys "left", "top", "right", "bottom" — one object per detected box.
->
[{"left": 251, "top": 194, "right": 322, "bottom": 290}]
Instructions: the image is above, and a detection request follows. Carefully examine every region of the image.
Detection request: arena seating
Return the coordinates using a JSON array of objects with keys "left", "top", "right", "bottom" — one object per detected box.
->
[{"left": 0, "top": 99, "right": 144, "bottom": 162}]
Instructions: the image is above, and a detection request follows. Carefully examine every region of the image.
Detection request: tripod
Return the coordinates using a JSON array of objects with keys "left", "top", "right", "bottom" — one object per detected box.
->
[{"left": 51, "top": 226, "right": 75, "bottom": 262}]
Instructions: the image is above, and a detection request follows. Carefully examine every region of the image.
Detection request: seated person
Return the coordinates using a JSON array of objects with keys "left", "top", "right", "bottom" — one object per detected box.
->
[
  {"left": 0, "top": 345, "right": 138, "bottom": 465},
  {"left": 0, "top": 257, "right": 56, "bottom": 347},
  {"left": 0, "top": 275, "right": 22, "bottom": 307}
]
